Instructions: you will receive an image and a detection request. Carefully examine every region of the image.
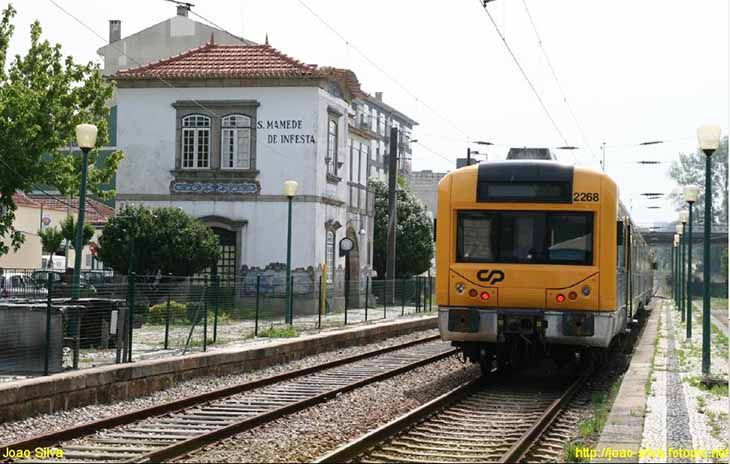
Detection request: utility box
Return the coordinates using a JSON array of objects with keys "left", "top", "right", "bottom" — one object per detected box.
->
[{"left": 0, "top": 303, "right": 64, "bottom": 374}]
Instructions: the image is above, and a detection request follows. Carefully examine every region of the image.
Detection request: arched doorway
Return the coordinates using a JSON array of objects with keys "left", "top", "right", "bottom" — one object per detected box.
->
[{"left": 211, "top": 227, "right": 237, "bottom": 281}]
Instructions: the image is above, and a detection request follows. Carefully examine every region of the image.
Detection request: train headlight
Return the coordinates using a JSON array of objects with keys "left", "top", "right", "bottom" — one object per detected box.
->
[
  {"left": 556, "top": 294, "right": 566, "bottom": 303},
  {"left": 582, "top": 286, "right": 591, "bottom": 296},
  {"left": 456, "top": 283, "right": 465, "bottom": 293}
]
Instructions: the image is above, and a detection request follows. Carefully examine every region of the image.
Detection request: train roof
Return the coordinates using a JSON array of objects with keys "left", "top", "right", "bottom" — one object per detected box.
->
[
  {"left": 441, "top": 159, "right": 613, "bottom": 186},
  {"left": 440, "top": 160, "right": 649, "bottom": 247}
]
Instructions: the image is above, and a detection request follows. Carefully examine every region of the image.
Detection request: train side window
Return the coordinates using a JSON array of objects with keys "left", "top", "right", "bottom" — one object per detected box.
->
[{"left": 617, "top": 220, "right": 625, "bottom": 268}]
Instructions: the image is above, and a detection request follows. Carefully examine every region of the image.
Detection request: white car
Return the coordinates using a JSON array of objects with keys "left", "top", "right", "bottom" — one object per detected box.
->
[{"left": 0, "top": 273, "right": 49, "bottom": 299}]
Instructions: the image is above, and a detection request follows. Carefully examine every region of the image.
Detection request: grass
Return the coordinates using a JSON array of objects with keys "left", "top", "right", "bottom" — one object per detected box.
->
[
  {"left": 696, "top": 394, "right": 707, "bottom": 414},
  {"left": 563, "top": 441, "right": 591, "bottom": 463},
  {"left": 686, "top": 376, "right": 729, "bottom": 397},
  {"left": 258, "top": 325, "right": 299, "bottom": 338},
  {"left": 705, "top": 410, "right": 728, "bottom": 440},
  {"left": 565, "top": 380, "right": 621, "bottom": 463}
]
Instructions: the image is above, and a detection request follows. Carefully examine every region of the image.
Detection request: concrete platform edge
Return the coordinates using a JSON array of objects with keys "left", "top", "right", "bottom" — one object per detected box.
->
[
  {"left": 0, "top": 316, "right": 437, "bottom": 422},
  {"left": 592, "top": 305, "right": 660, "bottom": 463}
]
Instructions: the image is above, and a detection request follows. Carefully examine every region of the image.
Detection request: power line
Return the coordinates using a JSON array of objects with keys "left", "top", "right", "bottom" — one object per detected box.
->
[
  {"left": 294, "top": 0, "right": 471, "bottom": 140},
  {"left": 519, "top": 0, "right": 597, "bottom": 166},
  {"left": 45, "top": 0, "right": 346, "bottom": 192},
  {"left": 475, "top": 0, "right": 570, "bottom": 149},
  {"left": 412, "top": 141, "right": 459, "bottom": 168},
  {"left": 190, "top": 4, "right": 473, "bottom": 170},
  {"left": 0, "top": 156, "right": 106, "bottom": 219}
]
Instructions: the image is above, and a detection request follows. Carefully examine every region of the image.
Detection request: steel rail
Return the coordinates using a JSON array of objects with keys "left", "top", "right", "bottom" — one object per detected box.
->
[
  {"left": 1, "top": 334, "right": 442, "bottom": 456},
  {"left": 498, "top": 372, "right": 591, "bottom": 463},
  {"left": 316, "top": 372, "right": 590, "bottom": 464},
  {"left": 315, "top": 377, "right": 481, "bottom": 463},
  {"left": 133, "top": 346, "right": 455, "bottom": 463}
]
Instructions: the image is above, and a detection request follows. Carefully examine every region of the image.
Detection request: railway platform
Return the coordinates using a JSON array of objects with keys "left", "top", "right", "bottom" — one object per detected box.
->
[
  {"left": 594, "top": 299, "right": 729, "bottom": 463},
  {"left": 0, "top": 312, "right": 436, "bottom": 423}
]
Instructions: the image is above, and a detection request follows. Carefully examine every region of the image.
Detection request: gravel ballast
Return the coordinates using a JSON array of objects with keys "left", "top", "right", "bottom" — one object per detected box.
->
[
  {"left": 176, "top": 357, "right": 479, "bottom": 463},
  {"left": 0, "top": 329, "right": 439, "bottom": 444}
]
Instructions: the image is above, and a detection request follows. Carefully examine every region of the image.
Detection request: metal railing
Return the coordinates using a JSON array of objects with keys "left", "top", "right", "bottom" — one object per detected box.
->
[{"left": 0, "top": 269, "right": 435, "bottom": 379}]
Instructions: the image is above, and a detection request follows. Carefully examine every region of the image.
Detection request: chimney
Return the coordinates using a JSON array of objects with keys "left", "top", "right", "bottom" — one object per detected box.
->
[
  {"left": 108, "top": 20, "right": 121, "bottom": 43},
  {"left": 177, "top": 5, "right": 189, "bottom": 16},
  {"left": 375, "top": 91, "right": 383, "bottom": 101}
]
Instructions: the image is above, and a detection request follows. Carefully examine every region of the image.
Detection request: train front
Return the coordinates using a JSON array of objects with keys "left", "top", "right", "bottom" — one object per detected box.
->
[{"left": 435, "top": 160, "right": 620, "bottom": 370}]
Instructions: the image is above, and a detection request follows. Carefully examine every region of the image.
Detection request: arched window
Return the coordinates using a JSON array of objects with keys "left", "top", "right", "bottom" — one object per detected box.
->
[
  {"left": 326, "top": 230, "right": 335, "bottom": 283},
  {"left": 327, "top": 119, "right": 338, "bottom": 175},
  {"left": 182, "top": 115, "right": 211, "bottom": 169},
  {"left": 221, "top": 114, "right": 252, "bottom": 170}
]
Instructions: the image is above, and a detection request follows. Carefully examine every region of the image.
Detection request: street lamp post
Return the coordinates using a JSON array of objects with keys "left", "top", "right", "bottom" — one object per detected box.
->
[
  {"left": 673, "top": 234, "right": 679, "bottom": 308},
  {"left": 283, "top": 180, "right": 298, "bottom": 325},
  {"left": 678, "top": 215, "right": 688, "bottom": 321},
  {"left": 684, "top": 185, "right": 699, "bottom": 338},
  {"left": 72, "top": 124, "right": 98, "bottom": 300},
  {"left": 675, "top": 225, "right": 683, "bottom": 315},
  {"left": 697, "top": 125, "right": 721, "bottom": 376}
]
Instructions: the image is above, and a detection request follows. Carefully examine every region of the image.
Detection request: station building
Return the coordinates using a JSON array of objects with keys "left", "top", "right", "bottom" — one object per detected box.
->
[{"left": 108, "top": 9, "right": 418, "bottom": 306}]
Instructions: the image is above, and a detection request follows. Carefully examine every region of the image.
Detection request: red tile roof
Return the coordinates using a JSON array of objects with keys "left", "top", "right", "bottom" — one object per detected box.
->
[
  {"left": 11, "top": 192, "right": 41, "bottom": 209},
  {"left": 115, "top": 41, "right": 365, "bottom": 98},
  {"left": 27, "top": 196, "right": 114, "bottom": 225},
  {"left": 116, "top": 43, "right": 320, "bottom": 80}
]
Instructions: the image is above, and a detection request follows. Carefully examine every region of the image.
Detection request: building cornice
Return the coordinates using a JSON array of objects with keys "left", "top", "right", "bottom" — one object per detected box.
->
[{"left": 117, "top": 193, "right": 345, "bottom": 207}]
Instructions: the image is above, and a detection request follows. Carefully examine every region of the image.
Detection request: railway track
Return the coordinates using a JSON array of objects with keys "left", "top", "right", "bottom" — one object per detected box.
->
[
  {"left": 1, "top": 335, "right": 454, "bottom": 463},
  {"left": 317, "top": 371, "right": 590, "bottom": 463}
]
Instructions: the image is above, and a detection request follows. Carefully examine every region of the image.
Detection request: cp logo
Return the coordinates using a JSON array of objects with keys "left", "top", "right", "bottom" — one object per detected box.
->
[{"left": 477, "top": 269, "right": 505, "bottom": 285}]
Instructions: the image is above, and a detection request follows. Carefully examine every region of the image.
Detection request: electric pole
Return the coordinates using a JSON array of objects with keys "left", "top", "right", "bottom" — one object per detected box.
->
[{"left": 386, "top": 126, "right": 398, "bottom": 298}]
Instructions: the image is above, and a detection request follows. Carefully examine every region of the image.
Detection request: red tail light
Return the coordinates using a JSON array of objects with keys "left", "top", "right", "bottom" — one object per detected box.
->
[
  {"left": 556, "top": 294, "right": 565, "bottom": 303},
  {"left": 480, "top": 292, "right": 490, "bottom": 301}
]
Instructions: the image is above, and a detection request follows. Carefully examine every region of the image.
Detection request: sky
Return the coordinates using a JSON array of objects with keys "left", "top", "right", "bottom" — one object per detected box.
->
[{"left": 4, "top": 0, "right": 729, "bottom": 227}]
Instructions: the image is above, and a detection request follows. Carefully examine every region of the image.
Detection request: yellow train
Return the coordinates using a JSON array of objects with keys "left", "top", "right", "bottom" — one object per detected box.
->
[{"left": 436, "top": 160, "right": 654, "bottom": 372}]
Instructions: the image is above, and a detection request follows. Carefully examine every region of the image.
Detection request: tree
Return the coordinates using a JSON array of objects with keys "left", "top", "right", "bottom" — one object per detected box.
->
[
  {"left": 60, "top": 216, "right": 95, "bottom": 250},
  {"left": 668, "top": 136, "right": 728, "bottom": 225},
  {"left": 38, "top": 226, "right": 63, "bottom": 268},
  {"left": 371, "top": 178, "right": 434, "bottom": 278},
  {"left": 0, "top": 5, "right": 123, "bottom": 257},
  {"left": 97, "top": 205, "right": 220, "bottom": 276}
]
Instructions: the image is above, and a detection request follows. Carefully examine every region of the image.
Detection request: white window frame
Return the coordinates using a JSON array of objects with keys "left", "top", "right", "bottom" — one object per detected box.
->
[
  {"left": 221, "top": 114, "right": 252, "bottom": 170},
  {"left": 326, "top": 230, "right": 336, "bottom": 283},
  {"left": 182, "top": 114, "right": 211, "bottom": 169},
  {"left": 327, "top": 119, "right": 338, "bottom": 175}
]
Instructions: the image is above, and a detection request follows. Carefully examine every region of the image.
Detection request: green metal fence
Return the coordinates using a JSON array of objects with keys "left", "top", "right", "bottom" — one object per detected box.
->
[{"left": 0, "top": 269, "right": 435, "bottom": 379}]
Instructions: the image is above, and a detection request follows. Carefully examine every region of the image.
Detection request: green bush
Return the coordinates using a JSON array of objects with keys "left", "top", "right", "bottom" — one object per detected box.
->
[
  {"left": 259, "top": 325, "right": 299, "bottom": 338},
  {"left": 148, "top": 300, "right": 188, "bottom": 324}
]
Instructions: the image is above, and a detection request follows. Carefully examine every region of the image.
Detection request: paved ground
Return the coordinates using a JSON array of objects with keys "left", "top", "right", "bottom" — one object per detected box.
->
[{"left": 595, "top": 297, "right": 729, "bottom": 463}]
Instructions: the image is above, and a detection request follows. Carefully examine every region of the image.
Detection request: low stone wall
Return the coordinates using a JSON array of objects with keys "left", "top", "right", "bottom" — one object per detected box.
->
[{"left": 0, "top": 316, "right": 437, "bottom": 423}]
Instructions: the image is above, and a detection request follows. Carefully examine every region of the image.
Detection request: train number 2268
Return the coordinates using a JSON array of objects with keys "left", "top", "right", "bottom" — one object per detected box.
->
[{"left": 573, "top": 192, "right": 599, "bottom": 202}]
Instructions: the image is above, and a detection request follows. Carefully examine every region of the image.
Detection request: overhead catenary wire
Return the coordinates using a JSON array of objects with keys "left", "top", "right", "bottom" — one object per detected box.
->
[
  {"left": 45, "top": 0, "right": 360, "bottom": 196},
  {"left": 294, "top": 0, "right": 472, "bottom": 141},
  {"left": 475, "top": 0, "right": 570, "bottom": 151},
  {"left": 519, "top": 0, "right": 597, "bottom": 167},
  {"left": 0, "top": 156, "right": 106, "bottom": 220},
  {"left": 174, "top": 2, "right": 474, "bottom": 171}
]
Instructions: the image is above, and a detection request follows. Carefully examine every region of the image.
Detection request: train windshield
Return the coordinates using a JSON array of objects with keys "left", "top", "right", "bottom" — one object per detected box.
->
[{"left": 456, "top": 211, "right": 594, "bottom": 265}]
